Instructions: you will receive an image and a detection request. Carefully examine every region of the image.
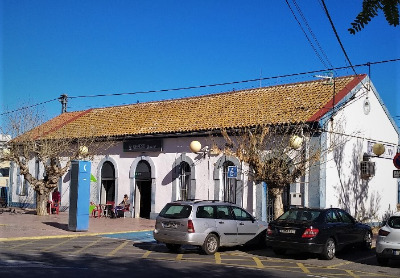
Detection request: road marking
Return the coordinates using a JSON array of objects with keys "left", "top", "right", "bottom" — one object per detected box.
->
[
  {"left": 327, "top": 261, "right": 353, "bottom": 268},
  {"left": 345, "top": 269, "right": 359, "bottom": 278},
  {"left": 142, "top": 251, "right": 152, "bottom": 258},
  {"left": 0, "top": 229, "right": 152, "bottom": 242},
  {"left": 252, "top": 257, "right": 264, "bottom": 268},
  {"left": 215, "top": 252, "right": 221, "bottom": 264},
  {"left": 176, "top": 254, "right": 183, "bottom": 261},
  {"left": 107, "top": 240, "right": 130, "bottom": 256},
  {"left": 9, "top": 240, "right": 37, "bottom": 250},
  {"left": 41, "top": 237, "right": 77, "bottom": 252},
  {"left": 71, "top": 238, "right": 103, "bottom": 255},
  {"left": 297, "top": 263, "right": 311, "bottom": 274}
]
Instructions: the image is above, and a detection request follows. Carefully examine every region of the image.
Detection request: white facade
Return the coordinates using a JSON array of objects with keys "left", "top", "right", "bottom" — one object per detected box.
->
[{"left": 7, "top": 76, "right": 399, "bottom": 222}]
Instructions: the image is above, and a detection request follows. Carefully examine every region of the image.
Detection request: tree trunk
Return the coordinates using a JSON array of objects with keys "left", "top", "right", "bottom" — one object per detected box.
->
[
  {"left": 36, "top": 191, "right": 50, "bottom": 216},
  {"left": 271, "top": 187, "right": 284, "bottom": 220}
]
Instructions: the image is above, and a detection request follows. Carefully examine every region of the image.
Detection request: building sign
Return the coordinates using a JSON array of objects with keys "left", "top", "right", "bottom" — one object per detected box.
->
[
  {"left": 394, "top": 170, "right": 400, "bottom": 178},
  {"left": 123, "top": 139, "right": 162, "bottom": 152},
  {"left": 367, "top": 141, "right": 395, "bottom": 159},
  {"left": 227, "top": 166, "right": 238, "bottom": 178}
]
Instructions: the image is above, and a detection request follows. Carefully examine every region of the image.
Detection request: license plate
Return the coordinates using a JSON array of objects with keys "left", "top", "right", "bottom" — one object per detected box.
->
[
  {"left": 280, "top": 229, "right": 295, "bottom": 234},
  {"left": 162, "top": 222, "right": 178, "bottom": 229},
  {"left": 393, "top": 250, "right": 400, "bottom": 256}
]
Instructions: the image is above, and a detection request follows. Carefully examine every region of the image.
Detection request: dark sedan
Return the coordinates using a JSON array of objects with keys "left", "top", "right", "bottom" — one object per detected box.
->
[{"left": 266, "top": 207, "right": 372, "bottom": 260}]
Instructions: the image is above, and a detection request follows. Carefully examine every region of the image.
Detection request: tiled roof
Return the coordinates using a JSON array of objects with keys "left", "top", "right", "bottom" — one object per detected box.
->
[{"left": 28, "top": 74, "right": 366, "bottom": 139}]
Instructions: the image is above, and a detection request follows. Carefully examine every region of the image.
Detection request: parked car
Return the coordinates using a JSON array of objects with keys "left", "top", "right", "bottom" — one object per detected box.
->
[
  {"left": 153, "top": 200, "right": 268, "bottom": 255},
  {"left": 266, "top": 207, "right": 372, "bottom": 260},
  {"left": 376, "top": 211, "right": 400, "bottom": 265}
]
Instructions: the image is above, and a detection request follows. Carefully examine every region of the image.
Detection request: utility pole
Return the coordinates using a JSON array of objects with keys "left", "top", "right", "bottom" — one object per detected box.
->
[{"left": 58, "top": 94, "right": 68, "bottom": 114}]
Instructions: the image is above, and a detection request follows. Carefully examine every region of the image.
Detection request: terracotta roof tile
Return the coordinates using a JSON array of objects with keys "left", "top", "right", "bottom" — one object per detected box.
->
[{"left": 30, "top": 75, "right": 365, "bottom": 139}]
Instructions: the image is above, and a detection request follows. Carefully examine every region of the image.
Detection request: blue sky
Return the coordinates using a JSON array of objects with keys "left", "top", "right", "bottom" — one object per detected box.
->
[{"left": 1, "top": 0, "right": 399, "bottom": 129}]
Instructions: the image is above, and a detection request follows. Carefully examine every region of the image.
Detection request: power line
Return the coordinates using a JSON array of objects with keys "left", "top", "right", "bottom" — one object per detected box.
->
[
  {"left": 1, "top": 58, "right": 399, "bottom": 116},
  {"left": 320, "top": 0, "right": 357, "bottom": 76},
  {"left": 288, "top": 0, "right": 334, "bottom": 69}
]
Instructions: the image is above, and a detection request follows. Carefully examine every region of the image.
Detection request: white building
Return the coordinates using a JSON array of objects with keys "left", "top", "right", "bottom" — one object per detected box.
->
[{"left": 8, "top": 75, "right": 399, "bottom": 222}]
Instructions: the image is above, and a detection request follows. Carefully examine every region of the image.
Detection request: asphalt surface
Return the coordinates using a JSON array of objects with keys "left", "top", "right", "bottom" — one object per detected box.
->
[{"left": 0, "top": 207, "right": 155, "bottom": 240}]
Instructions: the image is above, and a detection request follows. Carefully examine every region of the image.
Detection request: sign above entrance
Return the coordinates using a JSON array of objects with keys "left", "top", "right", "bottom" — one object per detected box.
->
[{"left": 123, "top": 139, "right": 162, "bottom": 152}]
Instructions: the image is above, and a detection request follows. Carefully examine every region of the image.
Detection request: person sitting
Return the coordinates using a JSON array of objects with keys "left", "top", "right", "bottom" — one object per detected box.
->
[
  {"left": 50, "top": 188, "right": 61, "bottom": 214},
  {"left": 114, "top": 194, "right": 130, "bottom": 218}
]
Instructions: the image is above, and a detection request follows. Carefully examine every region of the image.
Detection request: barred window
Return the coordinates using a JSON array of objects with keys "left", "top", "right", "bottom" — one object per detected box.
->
[
  {"left": 222, "top": 161, "right": 236, "bottom": 203},
  {"left": 179, "top": 162, "right": 191, "bottom": 201}
]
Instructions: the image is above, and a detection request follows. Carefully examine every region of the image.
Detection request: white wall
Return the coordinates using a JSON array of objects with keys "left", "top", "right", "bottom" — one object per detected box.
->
[{"left": 324, "top": 80, "right": 399, "bottom": 221}]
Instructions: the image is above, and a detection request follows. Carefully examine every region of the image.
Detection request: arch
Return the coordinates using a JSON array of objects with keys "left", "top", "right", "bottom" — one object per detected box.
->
[
  {"left": 213, "top": 155, "right": 242, "bottom": 205},
  {"left": 172, "top": 153, "right": 196, "bottom": 201},
  {"left": 129, "top": 156, "right": 156, "bottom": 219},
  {"left": 96, "top": 156, "right": 119, "bottom": 204}
]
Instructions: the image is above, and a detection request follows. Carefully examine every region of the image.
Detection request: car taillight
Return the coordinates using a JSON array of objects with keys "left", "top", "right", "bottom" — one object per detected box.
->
[
  {"left": 378, "top": 229, "right": 390, "bottom": 236},
  {"left": 267, "top": 224, "right": 273, "bottom": 236},
  {"left": 188, "top": 220, "right": 195, "bottom": 233},
  {"left": 302, "top": 227, "right": 319, "bottom": 238}
]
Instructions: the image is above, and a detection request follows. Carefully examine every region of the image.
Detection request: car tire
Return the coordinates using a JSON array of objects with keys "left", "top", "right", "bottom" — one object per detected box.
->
[
  {"left": 376, "top": 255, "right": 389, "bottom": 266},
  {"left": 362, "top": 231, "right": 372, "bottom": 250},
  {"left": 321, "top": 238, "right": 336, "bottom": 260},
  {"left": 202, "top": 233, "right": 219, "bottom": 255},
  {"left": 165, "top": 243, "right": 181, "bottom": 252},
  {"left": 273, "top": 248, "right": 286, "bottom": 255}
]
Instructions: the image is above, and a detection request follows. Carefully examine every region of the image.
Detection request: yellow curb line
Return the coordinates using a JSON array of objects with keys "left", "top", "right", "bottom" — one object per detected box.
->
[{"left": 0, "top": 229, "right": 153, "bottom": 242}]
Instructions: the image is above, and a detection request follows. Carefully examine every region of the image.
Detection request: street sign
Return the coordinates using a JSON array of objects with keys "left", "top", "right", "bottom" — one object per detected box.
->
[
  {"left": 393, "top": 153, "right": 400, "bottom": 169},
  {"left": 394, "top": 170, "right": 400, "bottom": 178},
  {"left": 227, "top": 166, "right": 237, "bottom": 178}
]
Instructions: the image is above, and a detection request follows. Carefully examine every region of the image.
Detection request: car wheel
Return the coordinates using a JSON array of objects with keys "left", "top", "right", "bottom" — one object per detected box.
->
[
  {"left": 321, "top": 238, "right": 336, "bottom": 260},
  {"left": 165, "top": 243, "right": 181, "bottom": 252},
  {"left": 376, "top": 255, "right": 389, "bottom": 266},
  {"left": 202, "top": 234, "right": 219, "bottom": 255},
  {"left": 362, "top": 231, "right": 372, "bottom": 250},
  {"left": 273, "top": 248, "right": 286, "bottom": 255}
]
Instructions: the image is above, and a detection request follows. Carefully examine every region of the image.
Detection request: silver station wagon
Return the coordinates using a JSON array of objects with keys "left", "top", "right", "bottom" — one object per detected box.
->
[{"left": 153, "top": 200, "right": 268, "bottom": 255}]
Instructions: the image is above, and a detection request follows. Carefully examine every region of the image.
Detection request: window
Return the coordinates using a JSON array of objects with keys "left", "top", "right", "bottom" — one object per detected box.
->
[
  {"left": 216, "top": 205, "right": 233, "bottom": 219},
  {"left": 337, "top": 210, "right": 354, "bottom": 224},
  {"left": 222, "top": 161, "right": 236, "bottom": 203},
  {"left": 16, "top": 167, "right": 28, "bottom": 196},
  {"left": 326, "top": 210, "right": 339, "bottom": 223},
  {"left": 232, "top": 207, "right": 253, "bottom": 221},
  {"left": 159, "top": 204, "right": 192, "bottom": 219},
  {"left": 196, "top": 206, "right": 214, "bottom": 218},
  {"left": 179, "top": 162, "right": 191, "bottom": 201}
]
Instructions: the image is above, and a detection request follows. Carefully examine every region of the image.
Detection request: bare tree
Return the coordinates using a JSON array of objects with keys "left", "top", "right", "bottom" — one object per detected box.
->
[
  {"left": 212, "top": 123, "right": 322, "bottom": 219},
  {"left": 0, "top": 107, "right": 114, "bottom": 216}
]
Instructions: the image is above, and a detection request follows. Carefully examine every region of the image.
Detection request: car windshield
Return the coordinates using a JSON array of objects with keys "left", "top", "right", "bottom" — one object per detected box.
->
[
  {"left": 388, "top": 216, "right": 400, "bottom": 229},
  {"left": 278, "top": 209, "right": 320, "bottom": 222},
  {"left": 159, "top": 204, "right": 192, "bottom": 219}
]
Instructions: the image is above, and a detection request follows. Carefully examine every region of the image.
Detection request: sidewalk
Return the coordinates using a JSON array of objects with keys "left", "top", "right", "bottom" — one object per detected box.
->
[{"left": 0, "top": 207, "right": 155, "bottom": 240}]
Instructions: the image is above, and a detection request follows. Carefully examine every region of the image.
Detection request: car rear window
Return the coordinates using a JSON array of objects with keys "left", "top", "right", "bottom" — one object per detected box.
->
[
  {"left": 159, "top": 204, "right": 192, "bottom": 219},
  {"left": 388, "top": 216, "right": 400, "bottom": 229},
  {"left": 278, "top": 209, "right": 320, "bottom": 222}
]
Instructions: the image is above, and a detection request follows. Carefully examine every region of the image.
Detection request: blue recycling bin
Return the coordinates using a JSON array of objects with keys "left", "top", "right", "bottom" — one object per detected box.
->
[{"left": 68, "top": 160, "right": 91, "bottom": 231}]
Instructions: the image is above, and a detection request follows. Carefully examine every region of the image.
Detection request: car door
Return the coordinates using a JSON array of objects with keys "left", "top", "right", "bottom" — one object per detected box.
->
[
  {"left": 231, "top": 206, "right": 259, "bottom": 244},
  {"left": 215, "top": 205, "right": 238, "bottom": 245},
  {"left": 337, "top": 209, "right": 361, "bottom": 243}
]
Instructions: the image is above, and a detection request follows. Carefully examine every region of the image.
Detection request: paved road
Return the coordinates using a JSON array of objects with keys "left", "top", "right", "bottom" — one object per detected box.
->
[{"left": 1, "top": 231, "right": 399, "bottom": 278}]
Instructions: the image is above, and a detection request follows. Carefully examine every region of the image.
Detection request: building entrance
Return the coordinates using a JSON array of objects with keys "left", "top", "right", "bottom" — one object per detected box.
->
[{"left": 135, "top": 161, "right": 152, "bottom": 219}]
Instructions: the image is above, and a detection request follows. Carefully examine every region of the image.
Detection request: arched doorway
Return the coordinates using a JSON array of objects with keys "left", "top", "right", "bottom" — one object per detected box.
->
[
  {"left": 101, "top": 161, "right": 115, "bottom": 204},
  {"left": 135, "top": 161, "right": 151, "bottom": 218}
]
